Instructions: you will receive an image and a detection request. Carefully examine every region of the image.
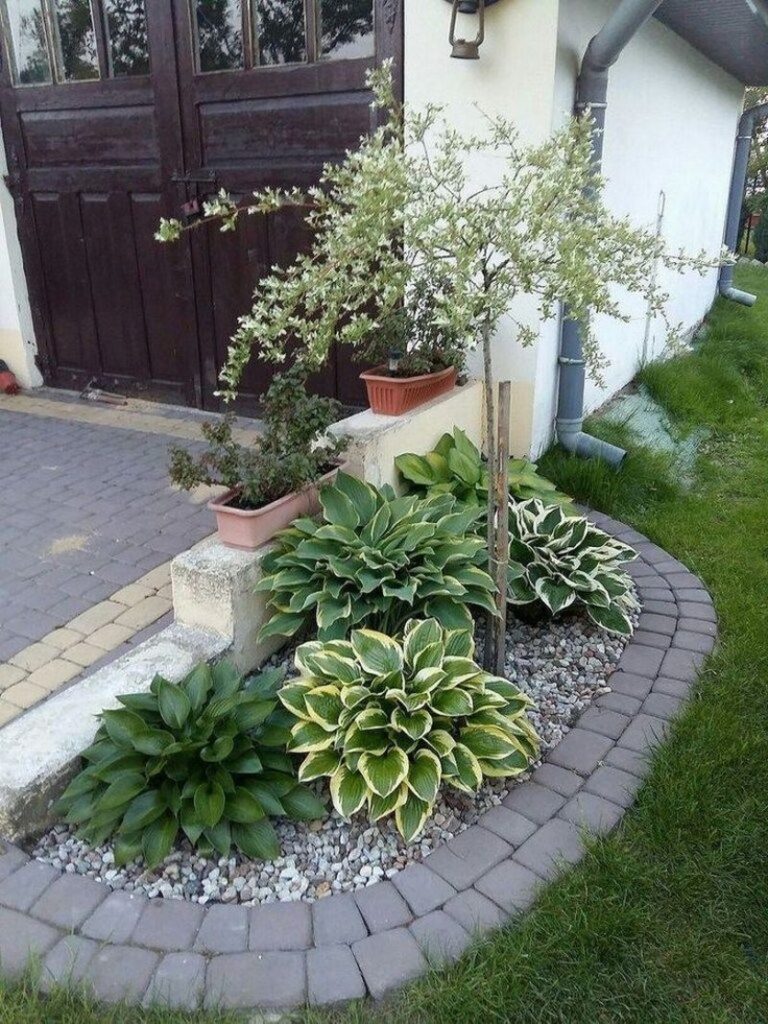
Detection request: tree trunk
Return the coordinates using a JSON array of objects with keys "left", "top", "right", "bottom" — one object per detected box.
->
[
  {"left": 481, "top": 315, "right": 497, "bottom": 670},
  {"left": 493, "top": 382, "right": 511, "bottom": 676}
]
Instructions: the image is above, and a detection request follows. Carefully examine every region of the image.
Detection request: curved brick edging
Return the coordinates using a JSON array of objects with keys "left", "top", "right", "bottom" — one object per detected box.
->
[{"left": 0, "top": 512, "right": 718, "bottom": 1013}]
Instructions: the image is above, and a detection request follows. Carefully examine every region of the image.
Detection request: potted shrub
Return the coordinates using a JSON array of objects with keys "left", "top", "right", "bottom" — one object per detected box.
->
[
  {"left": 169, "top": 366, "right": 347, "bottom": 550},
  {"left": 358, "top": 276, "right": 467, "bottom": 415}
]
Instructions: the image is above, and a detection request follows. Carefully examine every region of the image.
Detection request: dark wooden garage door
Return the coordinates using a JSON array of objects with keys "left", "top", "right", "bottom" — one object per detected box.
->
[{"left": 0, "top": 0, "right": 402, "bottom": 409}]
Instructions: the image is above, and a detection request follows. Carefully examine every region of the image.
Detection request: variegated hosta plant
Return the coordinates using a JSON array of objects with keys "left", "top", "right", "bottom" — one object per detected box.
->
[
  {"left": 257, "top": 472, "right": 497, "bottom": 642},
  {"left": 279, "top": 619, "right": 540, "bottom": 842},
  {"left": 507, "top": 500, "right": 639, "bottom": 636}
]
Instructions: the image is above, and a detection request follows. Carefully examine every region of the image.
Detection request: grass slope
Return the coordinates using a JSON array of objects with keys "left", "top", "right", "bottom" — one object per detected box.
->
[{"left": 3, "top": 266, "right": 768, "bottom": 1023}]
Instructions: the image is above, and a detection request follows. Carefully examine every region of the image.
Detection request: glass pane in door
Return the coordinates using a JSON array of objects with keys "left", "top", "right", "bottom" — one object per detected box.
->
[
  {"left": 103, "top": 0, "right": 150, "bottom": 76},
  {"left": 51, "top": 0, "right": 99, "bottom": 80},
  {"left": 253, "top": 0, "right": 305, "bottom": 66},
  {"left": 319, "top": 0, "right": 374, "bottom": 61},
  {"left": 195, "top": 0, "right": 244, "bottom": 72},
  {"left": 3, "top": 0, "right": 53, "bottom": 83}
]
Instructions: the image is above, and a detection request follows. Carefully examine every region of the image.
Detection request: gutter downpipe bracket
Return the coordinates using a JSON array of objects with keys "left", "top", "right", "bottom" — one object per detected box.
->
[
  {"left": 555, "top": 0, "right": 666, "bottom": 468},
  {"left": 718, "top": 102, "right": 768, "bottom": 307}
]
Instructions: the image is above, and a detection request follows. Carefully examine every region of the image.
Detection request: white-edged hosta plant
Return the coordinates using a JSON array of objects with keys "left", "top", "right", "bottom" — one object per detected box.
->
[
  {"left": 55, "top": 662, "right": 326, "bottom": 868},
  {"left": 507, "top": 500, "right": 639, "bottom": 636},
  {"left": 279, "top": 619, "right": 540, "bottom": 842},
  {"left": 256, "top": 472, "right": 497, "bottom": 642}
]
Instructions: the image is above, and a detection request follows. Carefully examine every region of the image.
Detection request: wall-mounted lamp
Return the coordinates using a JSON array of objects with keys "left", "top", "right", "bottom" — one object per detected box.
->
[{"left": 445, "top": 0, "right": 503, "bottom": 60}]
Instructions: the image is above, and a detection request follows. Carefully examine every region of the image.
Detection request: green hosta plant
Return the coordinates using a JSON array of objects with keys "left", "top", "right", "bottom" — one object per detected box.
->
[
  {"left": 256, "top": 472, "right": 497, "bottom": 642},
  {"left": 55, "top": 662, "right": 326, "bottom": 868},
  {"left": 279, "top": 619, "right": 540, "bottom": 841},
  {"left": 507, "top": 500, "right": 639, "bottom": 636},
  {"left": 396, "top": 428, "right": 572, "bottom": 510}
]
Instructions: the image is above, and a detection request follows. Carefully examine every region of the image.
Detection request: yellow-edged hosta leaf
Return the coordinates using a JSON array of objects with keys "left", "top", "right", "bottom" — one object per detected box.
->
[
  {"left": 430, "top": 687, "right": 474, "bottom": 717},
  {"left": 368, "top": 783, "right": 409, "bottom": 821},
  {"left": 452, "top": 742, "right": 483, "bottom": 791},
  {"left": 391, "top": 707, "right": 432, "bottom": 742},
  {"left": 278, "top": 682, "right": 315, "bottom": 720},
  {"left": 329, "top": 765, "right": 368, "bottom": 818},
  {"left": 298, "top": 748, "right": 341, "bottom": 782},
  {"left": 406, "top": 749, "right": 441, "bottom": 804},
  {"left": 395, "top": 792, "right": 431, "bottom": 843},
  {"left": 460, "top": 725, "right": 517, "bottom": 760},
  {"left": 351, "top": 629, "right": 404, "bottom": 676},
  {"left": 288, "top": 721, "right": 336, "bottom": 754},
  {"left": 359, "top": 749, "right": 409, "bottom": 798},
  {"left": 303, "top": 686, "right": 343, "bottom": 730}
]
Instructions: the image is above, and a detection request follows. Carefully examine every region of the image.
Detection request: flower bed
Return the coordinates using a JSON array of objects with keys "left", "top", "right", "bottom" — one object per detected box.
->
[{"left": 30, "top": 600, "right": 635, "bottom": 906}]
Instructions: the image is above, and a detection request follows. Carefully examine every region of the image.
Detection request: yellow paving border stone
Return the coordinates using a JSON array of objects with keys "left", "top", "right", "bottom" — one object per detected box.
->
[
  {"left": 0, "top": 557, "right": 187, "bottom": 729},
  {"left": 0, "top": 391, "right": 261, "bottom": 445}
]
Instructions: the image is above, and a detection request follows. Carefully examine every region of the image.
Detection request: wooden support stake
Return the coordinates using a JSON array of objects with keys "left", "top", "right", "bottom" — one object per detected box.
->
[{"left": 493, "top": 382, "right": 511, "bottom": 676}]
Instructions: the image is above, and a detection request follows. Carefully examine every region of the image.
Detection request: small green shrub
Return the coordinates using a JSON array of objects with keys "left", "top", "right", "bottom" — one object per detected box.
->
[
  {"left": 256, "top": 472, "right": 497, "bottom": 642},
  {"left": 507, "top": 500, "right": 639, "bottom": 635},
  {"left": 280, "top": 619, "right": 539, "bottom": 841},
  {"left": 169, "top": 364, "right": 346, "bottom": 510},
  {"left": 55, "top": 662, "right": 326, "bottom": 868},
  {"left": 396, "top": 428, "right": 572, "bottom": 509}
]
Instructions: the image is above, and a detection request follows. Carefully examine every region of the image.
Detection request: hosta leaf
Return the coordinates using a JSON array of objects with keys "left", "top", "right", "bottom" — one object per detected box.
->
[
  {"left": 452, "top": 743, "right": 483, "bottom": 791},
  {"left": 224, "top": 751, "right": 263, "bottom": 775},
  {"left": 406, "top": 749, "right": 441, "bottom": 804},
  {"left": 259, "top": 612, "right": 306, "bottom": 641},
  {"left": 155, "top": 680, "right": 192, "bottom": 731},
  {"left": 142, "top": 813, "right": 178, "bottom": 868},
  {"left": 391, "top": 707, "right": 432, "bottom": 741},
  {"left": 279, "top": 682, "right": 314, "bottom": 720},
  {"left": 194, "top": 781, "right": 226, "bottom": 829},
  {"left": 95, "top": 772, "right": 147, "bottom": 813},
  {"left": 120, "top": 790, "right": 167, "bottom": 833},
  {"left": 430, "top": 687, "right": 474, "bottom": 717},
  {"left": 304, "top": 686, "right": 343, "bottom": 730},
  {"left": 205, "top": 819, "right": 233, "bottom": 857},
  {"left": 242, "top": 780, "right": 285, "bottom": 817},
  {"left": 355, "top": 707, "right": 389, "bottom": 731},
  {"left": 233, "top": 820, "right": 280, "bottom": 860},
  {"left": 368, "top": 785, "right": 408, "bottom": 821},
  {"left": 317, "top": 595, "right": 352, "bottom": 631},
  {"left": 280, "top": 785, "right": 326, "bottom": 821},
  {"left": 320, "top": 485, "right": 360, "bottom": 530},
  {"left": 448, "top": 448, "right": 481, "bottom": 486},
  {"left": 587, "top": 602, "right": 633, "bottom": 636},
  {"left": 425, "top": 729, "right": 456, "bottom": 756},
  {"left": 358, "top": 749, "right": 409, "bottom": 798},
  {"left": 298, "top": 748, "right": 341, "bottom": 782},
  {"left": 444, "top": 629, "right": 475, "bottom": 658},
  {"left": 117, "top": 693, "right": 159, "bottom": 714},
  {"left": 340, "top": 685, "right": 371, "bottom": 710},
  {"left": 330, "top": 765, "right": 368, "bottom": 818},
  {"left": 101, "top": 709, "right": 147, "bottom": 750},
  {"left": 423, "top": 597, "right": 474, "bottom": 631},
  {"left": 460, "top": 726, "right": 516, "bottom": 760},
  {"left": 182, "top": 663, "right": 213, "bottom": 712},
  {"left": 333, "top": 472, "right": 378, "bottom": 523},
  {"left": 535, "top": 577, "right": 576, "bottom": 614},
  {"left": 130, "top": 728, "right": 175, "bottom": 757},
  {"left": 234, "top": 698, "right": 275, "bottom": 732},
  {"left": 351, "top": 629, "right": 403, "bottom": 676},
  {"left": 403, "top": 618, "right": 443, "bottom": 664},
  {"left": 395, "top": 453, "right": 437, "bottom": 486},
  {"left": 114, "top": 832, "right": 143, "bottom": 867},
  {"left": 289, "top": 721, "right": 336, "bottom": 753},
  {"left": 200, "top": 736, "right": 235, "bottom": 763},
  {"left": 343, "top": 727, "right": 389, "bottom": 755},
  {"left": 395, "top": 792, "right": 431, "bottom": 843},
  {"left": 361, "top": 503, "right": 392, "bottom": 546},
  {"left": 225, "top": 787, "right": 266, "bottom": 824}
]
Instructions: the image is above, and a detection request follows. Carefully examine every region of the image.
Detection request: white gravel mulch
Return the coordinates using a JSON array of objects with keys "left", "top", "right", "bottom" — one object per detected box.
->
[{"left": 31, "top": 604, "right": 636, "bottom": 906}]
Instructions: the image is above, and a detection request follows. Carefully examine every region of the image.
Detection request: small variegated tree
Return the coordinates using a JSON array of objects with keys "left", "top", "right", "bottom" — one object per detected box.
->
[{"left": 157, "top": 62, "right": 724, "bottom": 648}]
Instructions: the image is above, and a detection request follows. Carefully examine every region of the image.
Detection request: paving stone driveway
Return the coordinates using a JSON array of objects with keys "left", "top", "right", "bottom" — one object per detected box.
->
[{"left": 0, "top": 393, "right": 256, "bottom": 719}]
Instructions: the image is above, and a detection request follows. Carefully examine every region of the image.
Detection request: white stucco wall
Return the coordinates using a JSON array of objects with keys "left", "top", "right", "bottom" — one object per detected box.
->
[
  {"left": 0, "top": 128, "right": 40, "bottom": 389},
  {"left": 404, "top": 0, "right": 562, "bottom": 455},
  {"left": 530, "top": 0, "right": 744, "bottom": 454}
]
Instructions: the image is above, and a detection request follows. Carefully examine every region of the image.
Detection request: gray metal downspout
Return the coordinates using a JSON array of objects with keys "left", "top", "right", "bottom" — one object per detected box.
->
[
  {"left": 556, "top": 0, "right": 665, "bottom": 467},
  {"left": 718, "top": 102, "right": 768, "bottom": 306}
]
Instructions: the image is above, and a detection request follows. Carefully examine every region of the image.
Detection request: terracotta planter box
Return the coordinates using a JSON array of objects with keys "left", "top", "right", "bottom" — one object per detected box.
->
[
  {"left": 208, "top": 464, "right": 343, "bottom": 551},
  {"left": 360, "top": 365, "right": 458, "bottom": 416}
]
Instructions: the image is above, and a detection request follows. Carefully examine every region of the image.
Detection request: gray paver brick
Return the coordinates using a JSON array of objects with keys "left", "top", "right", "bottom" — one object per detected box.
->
[
  {"left": 249, "top": 900, "right": 312, "bottom": 950},
  {"left": 546, "top": 728, "right": 613, "bottom": 776},
  {"left": 313, "top": 892, "right": 368, "bottom": 946},
  {"left": 444, "top": 889, "right": 507, "bottom": 934},
  {"left": 672, "top": 630, "right": 716, "bottom": 654},
  {"left": 132, "top": 898, "right": 204, "bottom": 951},
  {"left": 0, "top": 861, "right": 59, "bottom": 912},
  {"left": 82, "top": 944, "right": 159, "bottom": 1004},
  {"left": 617, "top": 644, "right": 665, "bottom": 678},
  {"left": 637, "top": 613, "right": 677, "bottom": 636},
  {"left": 352, "top": 928, "right": 428, "bottom": 1000},
  {"left": 475, "top": 859, "right": 543, "bottom": 913},
  {"left": 355, "top": 880, "right": 412, "bottom": 932},
  {"left": 40, "top": 935, "right": 98, "bottom": 993},
  {"left": 531, "top": 763, "right": 584, "bottom": 797},
  {"left": 678, "top": 616, "right": 717, "bottom": 636},
  {"left": 577, "top": 707, "right": 631, "bottom": 740},
  {"left": 514, "top": 819, "right": 586, "bottom": 879},
  {"left": 308, "top": 944, "right": 366, "bottom": 1005},
  {"left": 31, "top": 873, "right": 107, "bottom": 930},
  {"left": 392, "top": 863, "right": 456, "bottom": 916},
  {"left": 559, "top": 792, "right": 625, "bottom": 834},
  {"left": 653, "top": 676, "right": 693, "bottom": 699},
  {"left": 619, "top": 713, "right": 670, "bottom": 753},
  {"left": 677, "top": 601, "right": 717, "bottom": 622},
  {"left": 502, "top": 781, "right": 567, "bottom": 823},
  {"left": 81, "top": 890, "right": 147, "bottom": 943},
  {"left": 195, "top": 904, "right": 249, "bottom": 954},
  {"left": 478, "top": 805, "right": 538, "bottom": 846},
  {"left": 205, "top": 951, "right": 307, "bottom": 1010},
  {"left": 606, "top": 671, "right": 655, "bottom": 699},
  {"left": 0, "top": 907, "right": 60, "bottom": 979},
  {"left": 144, "top": 952, "right": 206, "bottom": 1011},
  {"left": 642, "top": 691, "right": 685, "bottom": 720},
  {"left": 660, "top": 648, "right": 704, "bottom": 682},
  {"left": 633, "top": 630, "right": 672, "bottom": 650},
  {"left": 604, "top": 745, "right": 652, "bottom": 777},
  {"left": 596, "top": 691, "right": 643, "bottom": 715},
  {"left": 0, "top": 841, "right": 27, "bottom": 882},
  {"left": 585, "top": 765, "right": 642, "bottom": 808},
  {"left": 410, "top": 910, "right": 471, "bottom": 965},
  {"left": 423, "top": 827, "right": 511, "bottom": 890}
]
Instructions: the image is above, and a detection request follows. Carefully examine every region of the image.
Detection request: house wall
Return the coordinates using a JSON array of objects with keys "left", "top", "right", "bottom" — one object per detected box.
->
[
  {"left": 0, "top": 131, "right": 40, "bottom": 389},
  {"left": 530, "top": 0, "right": 744, "bottom": 454},
  {"left": 404, "top": 0, "right": 562, "bottom": 456}
]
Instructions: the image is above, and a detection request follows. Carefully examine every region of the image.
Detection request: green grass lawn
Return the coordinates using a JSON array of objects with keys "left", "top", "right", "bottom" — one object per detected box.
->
[{"left": 4, "top": 265, "right": 768, "bottom": 1023}]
